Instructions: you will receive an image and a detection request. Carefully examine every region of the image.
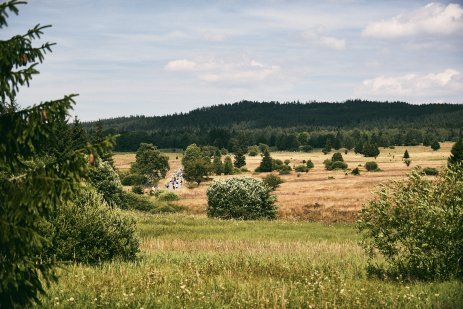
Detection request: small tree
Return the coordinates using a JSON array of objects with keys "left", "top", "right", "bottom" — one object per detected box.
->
[
  {"left": 331, "top": 152, "right": 344, "bottom": 162},
  {"left": 223, "top": 156, "right": 234, "bottom": 175},
  {"left": 363, "top": 142, "right": 380, "bottom": 158},
  {"left": 212, "top": 150, "right": 223, "bottom": 175},
  {"left": 183, "top": 157, "right": 211, "bottom": 185},
  {"left": 131, "top": 143, "right": 169, "bottom": 186},
  {"left": 262, "top": 174, "right": 284, "bottom": 191},
  {"left": 365, "top": 161, "right": 379, "bottom": 172},
  {"left": 234, "top": 149, "right": 246, "bottom": 168},
  {"left": 351, "top": 167, "right": 360, "bottom": 175},
  {"left": 256, "top": 148, "right": 273, "bottom": 172},
  {"left": 430, "top": 140, "right": 440, "bottom": 151},
  {"left": 448, "top": 138, "right": 463, "bottom": 166},
  {"left": 403, "top": 149, "right": 410, "bottom": 159},
  {"left": 306, "top": 160, "right": 314, "bottom": 169}
]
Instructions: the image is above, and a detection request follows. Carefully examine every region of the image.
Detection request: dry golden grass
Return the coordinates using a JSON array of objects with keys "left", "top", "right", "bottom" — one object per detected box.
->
[{"left": 113, "top": 143, "right": 452, "bottom": 222}]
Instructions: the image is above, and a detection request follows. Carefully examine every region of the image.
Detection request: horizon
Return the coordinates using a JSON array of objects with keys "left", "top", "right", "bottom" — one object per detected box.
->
[{"left": 6, "top": 0, "right": 463, "bottom": 121}]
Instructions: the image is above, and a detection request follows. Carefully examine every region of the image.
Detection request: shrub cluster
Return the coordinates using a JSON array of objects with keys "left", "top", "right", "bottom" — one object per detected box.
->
[
  {"left": 358, "top": 165, "right": 463, "bottom": 280},
  {"left": 120, "top": 172, "right": 147, "bottom": 186},
  {"left": 44, "top": 189, "right": 139, "bottom": 264},
  {"left": 422, "top": 167, "right": 439, "bottom": 176},
  {"left": 262, "top": 174, "right": 284, "bottom": 191},
  {"left": 365, "top": 161, "right": 379, "bottom": 171},
  {"left": 324, "top": 152, "right": 348, "bottom": 170},
  {"left": 207, "top": 177, "right": 277, "bottom": 220},
  {"left": 157, "top": 190, "right": 180, "bottom": 201},
  {"left": 294, "top": 165, "right": 309, "bottom": 173}
]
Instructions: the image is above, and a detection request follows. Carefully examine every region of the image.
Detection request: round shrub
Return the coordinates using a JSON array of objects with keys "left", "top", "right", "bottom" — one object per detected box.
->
[
  {"left": 294, "top": 165, "right": 309, "bottom": 173},
  {"left": 121, "top": 173, "right": 147, "bottom": 186},
  {"left": 365, "top": 161, "right": 379, "bottom": 171},
  {"left": 157, "top": 190, "right": 180, "bottom": 201},
  {"left": 207, "top": 177, "right": 277, "bottom": 220},
  {"left": 306, "top": 160, "right": 314, "bottom": 169},
  {"left": 278, "top": 165, "right": 292, "bottom": 175},
  {"left": 121, "top": 191, "right": 157, "bottom": 212},
  {"left": 422, "top": 167, "right": 439, "bottom": 176},
  {"left": 358, "top": 165, "right": 463, "bottom": 280},
  {"left": 262, "top": 174, "right": 284, "bottom": 191},
  {"left": 132, "top": 184, "right": 144, "bottom": 194},
  {"left": 44, "top": 189, "right": 139, "bottom": 264}
]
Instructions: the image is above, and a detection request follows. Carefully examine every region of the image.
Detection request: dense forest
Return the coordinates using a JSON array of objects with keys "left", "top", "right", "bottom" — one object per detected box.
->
[{"left": 83, "top": 100, "right": 463, "bottom": 152}]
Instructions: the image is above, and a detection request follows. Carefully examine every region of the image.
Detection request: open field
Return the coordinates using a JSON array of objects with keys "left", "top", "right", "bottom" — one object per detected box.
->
[
  {"left": 114, "top": 143, "right": 453, "bottom": 222},
  {"left": 40, "top": 213, "right": 463, "bottom": 308}
]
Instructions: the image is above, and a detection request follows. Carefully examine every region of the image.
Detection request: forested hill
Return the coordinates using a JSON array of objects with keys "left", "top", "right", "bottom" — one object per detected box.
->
[{"left": 84, "top": 100, "right": 463, "bottom": 131}]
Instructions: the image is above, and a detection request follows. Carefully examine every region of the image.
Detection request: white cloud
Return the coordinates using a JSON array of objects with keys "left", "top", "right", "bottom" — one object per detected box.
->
[
  {"left": 358, "top": 69, "right": 462, "bottom": 97},
  {"left": 363, "top": 3, "right": 463, "bottom": 39},
  {"left": 165, "top": 59, "right": 197, "bottom": 71},
  {"left": 164, "top": 57, "right": 280, "bottom": 84},
  {"left": 302, "top": 30, "right": 346, "bottom": 50}
]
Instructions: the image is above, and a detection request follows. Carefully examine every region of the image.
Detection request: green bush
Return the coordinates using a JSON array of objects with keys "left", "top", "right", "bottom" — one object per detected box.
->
[
  {"left": 306, "top": 160, "right": 314, "bottom": 169},
  {"left": 351, "top": 167, "right": 360, "bottom": 175},
  {"left": 207, "top": 177, "right": 277, "bottom": 220},
  {"left": 44, "top": 189, "right": 139, "bottom": 264},
  {"left": 332, "top": 152, "right": 344, "bottom": 162},
  {"left": 262, "top": 174, "right": 284, "bottom": 191},
  {"left": 294, "top": 165, "right": 309, "bottom": 173},
  {"left": 278, "top": 165, "right": 292, "bottom": 175},
  {"left": 121, "top": 191, "right": 157, "bottom": 212},
  {"left": 324, "top": 159, "right": 348, "bottom": 170},
  {"left": 365, "top": 161, "right": 379, "bottom": 171},
  {"left": 132, "top": 185, "right": 144, "bottom": 194},
  {"left": 357, "top": 165, "right": 463, "bottom": 280},
  {"left": 157, "top": 190, "right": 180, "bottom": 201},
  {"left": 422, "top": 167, "right": 439, "bottom": 176},
  {"left": 87, "top": 161, "right": 124, "bottom": 206},
  {"left": 121, "top": 173, "right": 147, "bottom": 186}
]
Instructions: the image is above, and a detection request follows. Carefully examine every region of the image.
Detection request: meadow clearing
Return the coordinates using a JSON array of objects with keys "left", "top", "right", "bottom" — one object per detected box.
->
[
  {"left": 115, "top": 143, "right": 453, "bottom": 222},
  {"left": 38, "top": 143, "right": 463, "bottom": 308}
]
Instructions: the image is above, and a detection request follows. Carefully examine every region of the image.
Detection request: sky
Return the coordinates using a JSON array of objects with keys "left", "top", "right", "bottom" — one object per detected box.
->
[{"left": 4, "top": 0, "right": 463, "bottom": 121}]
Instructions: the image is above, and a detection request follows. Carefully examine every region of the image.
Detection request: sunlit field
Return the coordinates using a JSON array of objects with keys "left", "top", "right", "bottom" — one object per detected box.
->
[
  {"left": 115, "top": 143, "right": 452, "bottom": 222},
  {"left": 41, "top": 213, "right": 463, "bottom": 308}
]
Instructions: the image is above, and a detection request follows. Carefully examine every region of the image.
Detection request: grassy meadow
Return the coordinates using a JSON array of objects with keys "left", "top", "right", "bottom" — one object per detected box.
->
[
  {"left": 41, "top": 213, "right": 463, "bottom": 308},
  {"left": 38, "top": 143, "right": 463, "bottom": 308}
]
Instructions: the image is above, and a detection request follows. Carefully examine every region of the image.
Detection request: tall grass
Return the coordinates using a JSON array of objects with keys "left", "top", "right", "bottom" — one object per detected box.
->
[{"left": 40, "top": 213, "right": 463, "bottom": 308}]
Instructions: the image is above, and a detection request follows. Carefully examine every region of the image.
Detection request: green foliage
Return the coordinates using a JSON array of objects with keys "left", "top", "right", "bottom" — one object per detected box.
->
[
  {"left": 294, "top": 165, "right": 309, "bottom": 173},
  {"left": 351, "top": 167, "right": 360, "bottom": 175},
  {"left": 422, "top": 167, "right": 439, "bottom": 176},
  {"left": 87, "top": 160, "right": 123, "bottom": 206},
  {"left": 362, "top": 142, "right": 380, "bottom": 158},
  {"left": 212, "top": 151, "right": 223, "bottom": 175},
  {"left": 120, "top": 172, "right": 147, "bottom": 186},
  {"left": 358, "top": 166, "right": 463, "bottom": 280},
  {"left": 131, "top": 143, "right": 169, "bottom": 186},
  {"left": 306, "top": 159, "right": 314, "bottom": 169},
  {"left": 331, "top": 152, "right": 344, "bottom": 162},
  {"left": 278, "top": 164, "right": 292, "bottom": 175},
  {"left": 255, "top": 148, "right": 272, "bottom": 172},
  {"left": 247, "top": 145, "right": 259, "bottom": 156},
  {"left": 403, "top": 149, "right": 410, "bottom": 159},
  {"left": 0, "top": 2, "right": 115, "bottom": 307},
  {"left": 365, "top": 161, "right": 379, "bottom": 172},
  {"left": 207, "top": 177, "right": 277, "bottom": 220},
  {"left": 120, "top": 191, "right": 157, "bottom": 212},
  {"left": 44, "top": 189, "right": 139, "bottom": 264},
  {"left": 234, "top": 149, "right": 246, "bottom": 168},
  {"left": 299, "top": 144, "right": 313, "bottom": 152},
  {"left": 262, "top": 174, "right": 284, "bottom": 191},
  {"left": 183, "top": 157, "right": 212, "bottom": 185},
  {"left": 157, "top": 190, "right": 180, "bottom": 202},
  {"left": 131, "top": 185, "right": 144, "bottom": 194},
  {"left": 430, "top": 140, "right": 440, "bottom": 151},
  {"left": 324, "top": 159, "right": 348, "bottom": 170},
  {"left": 448, "top": 138, "right": 463, "bottom": 166},
  {"left": 404, "top": 159, "right": 412, "bottom": 167},
  {"left": 223, "top": 156, "right": 234, "bottom": 175}
]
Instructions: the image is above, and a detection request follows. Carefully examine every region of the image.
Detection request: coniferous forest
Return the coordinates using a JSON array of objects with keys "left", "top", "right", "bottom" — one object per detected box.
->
[{"left": 83, "top": 100, "right": 463, "bottom": 152}]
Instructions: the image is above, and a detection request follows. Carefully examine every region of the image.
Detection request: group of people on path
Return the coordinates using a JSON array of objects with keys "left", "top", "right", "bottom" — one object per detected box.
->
[{"left": 165, "top": 168, "right": 184, "bottom": 190}]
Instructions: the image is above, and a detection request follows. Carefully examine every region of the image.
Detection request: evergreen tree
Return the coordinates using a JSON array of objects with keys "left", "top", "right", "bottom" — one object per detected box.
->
[
  {"left": 256, "top": 148, "right": 273, "bottom": 172},
  {"left": 363, "top": 142, "right": 380, "bottom": 158},
  {"left": 448, "top": 138, "right": 463, "bottom": 166},
  {"left": 322, "top": 139, "right": 332, "bottom": 154},
  {"left": 0, "top": 2, "right": 113, "bottom": 306},
  {"left": 233, "top": 149, "right": 246, "bottom": 168},
  {"left": 223, "top": 156, "right": 234, "bottom": 175},
  {"left": 212, "top": 150, "right": 223, "bottom": 175},
  {"left": 403, "top": 149, "right": 410, "bottom": 159}
]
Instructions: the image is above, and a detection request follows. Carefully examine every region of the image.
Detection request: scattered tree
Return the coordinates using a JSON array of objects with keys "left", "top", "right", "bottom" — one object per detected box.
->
[
  {"left": 262, "top": 174, "right": 284, "bottom": 191},
  {"left": 234, "top": 149, "right": 246, "bottom": 168},
  {"left": 212, "top": 150, "right": 223, "bottom": 175},
  {"left": 223, "top": 156, "right": 234, "bottom": 175},
  {"left": 430, "top": 140, "right": 440, "bottom": 151},
  {"left": 256, "top": 148, "right": 273, "bottom": 172},
  {"left": 365, "top": 161, "right": 379, "bottom": 172},
  {"left": 448, "top": 138, "right": 463, "bottom": 166},
  {"left": 131, "top": 143, "right": 169, "bottom": 186},
  {"left": 403, "top": 149, "right": 410, "bottom": 159}
]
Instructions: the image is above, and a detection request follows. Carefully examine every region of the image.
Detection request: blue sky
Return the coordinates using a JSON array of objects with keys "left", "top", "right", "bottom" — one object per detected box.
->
[{"left": 5, "top": 0, "right": 463, "bottom": 120}]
